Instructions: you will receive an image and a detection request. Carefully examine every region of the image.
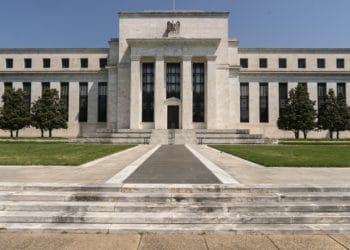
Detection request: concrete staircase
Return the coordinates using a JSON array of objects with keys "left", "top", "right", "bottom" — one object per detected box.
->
[
  {"left": 1, "top": 183, "right": 350, "bottom": 233},
  {"left": 70, "top": 129, "right": 152, "bottom": 144},
  {"left": 196, "top": 129, "right": 277, "bottom": 144}
]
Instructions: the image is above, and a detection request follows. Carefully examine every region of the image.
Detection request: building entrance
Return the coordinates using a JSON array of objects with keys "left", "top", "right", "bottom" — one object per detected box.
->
[{"left": 167, "top": 106, "right": 179, "bottom": 129}]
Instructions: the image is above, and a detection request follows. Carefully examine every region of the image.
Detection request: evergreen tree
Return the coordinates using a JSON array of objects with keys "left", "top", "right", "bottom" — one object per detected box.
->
[
  {"left": 277, "top": 84, "right": 317, "bottom": 139},
  {"left": 0, "top": 88, "right": 31, "bottom": 137},
  {"left": 31, "top": 89, "right": 67, "bottom": 137},
  {"left": 317, "top": 89, "right": 339, "bottom": 139}
]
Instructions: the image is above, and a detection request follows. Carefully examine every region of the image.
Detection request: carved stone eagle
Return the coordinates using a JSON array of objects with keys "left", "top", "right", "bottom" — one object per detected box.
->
[{"left": 166, "top": 21, "right": 180, "bottom": 36}]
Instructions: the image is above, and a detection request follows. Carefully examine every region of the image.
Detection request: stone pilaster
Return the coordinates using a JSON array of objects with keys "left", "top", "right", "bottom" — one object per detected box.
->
[
  {"left": 155, "top": 56, "right": 166, "bottom": 129},
  {"left": 182, "top": 55, "right": 192, "bottom": 129},
  {"left": 206, "top": 56, "right": 217, "bottom": 129},
  {"left": 129, "top": 55, "right": 141, "bottom": 129}
]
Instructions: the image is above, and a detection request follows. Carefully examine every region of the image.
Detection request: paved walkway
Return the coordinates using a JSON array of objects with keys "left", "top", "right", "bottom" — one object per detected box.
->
[
  {"left": 0, "top": 232, "right": 349, "bottom": 250},
  {"left": 125, "top": 145, "right": 221, "bottom": 184}
]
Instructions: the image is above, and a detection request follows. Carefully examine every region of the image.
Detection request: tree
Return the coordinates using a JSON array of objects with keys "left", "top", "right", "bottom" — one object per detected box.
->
[
  {"left": 0, "top": 88, "right": 31, "bottom": 137},
  {"left": 277, "top": 84, "right": 317, "bottom": 139},
  {"left": 31, "top": 89, "right": 67, "bottom": 137}
]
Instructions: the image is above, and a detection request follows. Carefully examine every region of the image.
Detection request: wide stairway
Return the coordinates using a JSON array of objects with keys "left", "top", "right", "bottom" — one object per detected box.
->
[
  {"left": 1, "top": 183, "right": 350, "bottom": 233},
  {"left": 196, "top": 129, "right": 276, "bottom": 144}
]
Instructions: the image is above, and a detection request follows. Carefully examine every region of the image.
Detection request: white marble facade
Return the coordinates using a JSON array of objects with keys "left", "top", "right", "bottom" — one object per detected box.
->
[{"left": 0, "top": 11, "right": 350, "bottom": 138}]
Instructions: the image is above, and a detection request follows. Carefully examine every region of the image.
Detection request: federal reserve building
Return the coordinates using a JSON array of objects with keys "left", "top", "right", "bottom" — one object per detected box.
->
[{"left": 0, "top": 11, "right": 349, "bottom": 142}]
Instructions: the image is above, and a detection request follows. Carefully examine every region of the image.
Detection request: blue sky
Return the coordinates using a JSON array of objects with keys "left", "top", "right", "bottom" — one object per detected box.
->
[{"left": 0, "top": 0, "right": 349, "bottom": 48}]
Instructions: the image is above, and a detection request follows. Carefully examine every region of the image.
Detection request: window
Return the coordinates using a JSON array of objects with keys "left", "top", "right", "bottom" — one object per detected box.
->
[
  {"left": 23, "top": 82, "right": 31, "bottom": 111},
  {"left": 81, "top": 58, "right": 88, "bottom": 68},
  {"left": 279, "top": 82, "right": 288, "bottom": 116},
  {"left": 60, "top": 82, "right": 69, "bottom": 121},
  {"left": 98, "top": 82, "right": 107, "bottom": 122},
  {"left": 337, "top": 59, "right": 345, "bottom": 69},
  {"left": 240, "top": 82, "right": 249, "bottom": 123},
  {"left": 317, "top": 58, "right": 326, "bottom": 69},
  {"left": 24, "top": 58, "right": 32, "bottom": 68},
  {"left": 43, "top": 58, "right": 51, "bottom": 68},
  {"left": 99, "top": 58, "right": 108, "bottom": 69},
  {"left": 166, "top": 63, "right": 181, "bottom": 99},
  {"left": 62, "top": 58, "right": 69, "bottom": 68},
  {"left": 279, "top": 58, "right": 287, "bottom": 69},
  {"left": 6, "top": 58, "right": 13, "bottom": 68},
  {"left": 337, "top": 82, "right": 346, "bottom": 98},
  {"left": 193, "top": 63, "right": 205, "bottom": 122},
  {"left": 79, "top": 82, "right": 88, "bottom": 122},
  {"left": 259, "top": 82, "right": 269, "bottom": 123},
  {"left": 240, "top": 58, "right": 248, "bottom": 68},
  {"left": 259, "top": 58, "right": 268, "bottom": 68},
  {"left": 4, "top": 82, "right": 12, "bottom": 91},
  {"left": 41, "top": 82, "right": 50, "bottom": 95},
  {"left": 142, "top": 63, "right": 154, "bottom": 122},
  {"left": 317, "top": 83, "right": 327, "bottom": 112},
  {"left": 298, "top": 58, "right": 306, "bottom": 68}
]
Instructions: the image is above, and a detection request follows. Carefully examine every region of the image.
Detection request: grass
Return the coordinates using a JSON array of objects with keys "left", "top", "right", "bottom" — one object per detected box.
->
[
  {"left": 211, "top": 144, "right": 350, "bottom": 167},
  {"left": 0, "top": 142, "right": 134, "bottom": 166}
]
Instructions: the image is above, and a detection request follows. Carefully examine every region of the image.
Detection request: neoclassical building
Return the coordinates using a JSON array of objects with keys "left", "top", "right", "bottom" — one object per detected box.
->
[{"left": 0, "top": 11, "right": 349, "bottom": 140}]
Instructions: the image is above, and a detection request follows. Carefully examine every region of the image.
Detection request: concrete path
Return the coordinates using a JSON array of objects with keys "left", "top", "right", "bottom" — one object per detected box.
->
[
  {"left": 125, "top": 145, "right": 221, "bottom": 184},
  {"left": 194, "top": 145, "right": 350, "bottom": 185},
  {"left": 0, "top": 232, "right": 349, "bottom": 250}
]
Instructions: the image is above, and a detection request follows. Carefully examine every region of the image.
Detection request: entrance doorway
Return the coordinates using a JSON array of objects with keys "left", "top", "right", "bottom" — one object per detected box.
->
[{"left": 167, "top": 106, "right": 179, "bottom": 129}]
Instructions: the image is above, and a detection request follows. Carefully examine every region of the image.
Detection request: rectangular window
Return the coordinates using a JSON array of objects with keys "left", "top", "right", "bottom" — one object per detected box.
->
[
  {"left": 99, "top": 58, "right": 108, "bottom": 69},
  {"left": 24, "top": 58, "right": 32, "bottom": 68},
  {"left": 60, "top": 82, "right": 69, "bottom": 121},
  {"left": 4, "top": 82, "right": 12, "bottom": 91},
  {"left": 279, "top": 82, "right": 288, "bottom": 116},
  {"left": 166, "top": 63, "right": 181, "bottom": 99},
  {"left": 98, "top": 82, "right": 107, "bottom": 122},
  {"left": 192, "top": 63, "right": 205, "bottom": 122},
  {"left": 43, "top": 58, "right": 51, "bottom": 68},
  {"left": 23, "top": 82, "right": 31, "bottom": 111},
  {"left": 317, "top": 58, "right": 326, "bottom": 68},
  {"left": 259, "top": 82, "right": 269, "bottom": 123},
  {"left": 142, "top": 63, "right": 154, "bottom": 122},
  {"left": 79, "top": 82, "right": 88, "bottom": 122},
  {"left": 240, "top": 58, "right": 248, "bottom": 68},
  {"left": 259, "top": 58, "right": 268, "bottom": 68},
  {"left": 298, "top": 58, "right": 306, "bottom": 68},
  {"left": 337, "top": 59, "right": 345, "bottom": 69},
  {"left": 6, "top": 58, "right": 13, "bottom": 68},
  {"left": 81, "top": 58, "right": 88, "bottom": 68},
  {"left": 240, "top": 83, "right": 249, "bottom": 123},
  {"left": 279, "top": 58, "right": 287, "bottom": 68},
  {"left": 317, "top": 83, "right": 327, "bottom": 111},
  {"left": 62, "top": 58, "right": 69, "bottom": 68},
  {"left": 337, "top": 82, "right": 346, "bottom": 98},
  {"left": 41, "top": 82, "right": 50, "bottom": 95}
]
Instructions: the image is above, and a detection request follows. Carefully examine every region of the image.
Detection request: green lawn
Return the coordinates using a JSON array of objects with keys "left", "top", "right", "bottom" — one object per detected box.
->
[
  {"left": 0, "top": 142, "right": 134, "bottom": 166},
  {"left": 211, "top": 144, "right": 350, "bottom": 167}
]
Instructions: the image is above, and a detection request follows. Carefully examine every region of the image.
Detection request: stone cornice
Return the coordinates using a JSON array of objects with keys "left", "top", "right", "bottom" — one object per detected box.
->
[
  {"left": 119, "top": 11, "right": 229, "bottom": 18},
  {"left": 127, "top": 38, "right": 220, "bottom": 47},
  {"left": 238, "top": 48, "right": 350, "bottom": 54},
  {"left": 0, "top": 48, "right": 109, "bottom": 54},
  {"left": 0, "top": 70, "right": 108, "bottom": 75}
]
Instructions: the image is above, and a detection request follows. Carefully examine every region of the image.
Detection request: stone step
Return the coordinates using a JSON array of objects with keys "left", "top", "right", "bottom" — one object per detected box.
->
[
  {"left": 199, "top": 138, "right": 276, "bottom": 144},
  {"left": 1, "top": 211, "right": 350, "bottom": 224},
  {"left": 2, "top": 223, "right": 350, "bottom": 234},
  {"left": 69, "top": 138, "right": 150, "bottom": 144},
  {"left": 96, "top": 129, "right": 153, "bottom": 134},
  {"left": 89, "top": 133, "right": 151, "bottom": 138},
  {"left": 196, "top": 134, "right": 263, "bottom": 139},
  {"left": 2, "top": 201, "right": 350, "bottom": 213},
  {"left": 195, "top": 129, "right": 250, "bottom": 134}
]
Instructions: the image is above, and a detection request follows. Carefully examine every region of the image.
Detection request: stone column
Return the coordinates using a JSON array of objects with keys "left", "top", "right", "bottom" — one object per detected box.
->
[
  {"left": 107, "top": 66, "right": 118, "bottom": 129},
  {"left": 155, "top": 56, "right": 166, "bottom": 129},
  {"left": 206, "top": 56, "right": 217, "bottom": 129},
  {"left": 129, "top": 55, "right": 141, "bottom": 129},
  {"left": 182, "top": 55, "right": 192, "bottom": 129}
]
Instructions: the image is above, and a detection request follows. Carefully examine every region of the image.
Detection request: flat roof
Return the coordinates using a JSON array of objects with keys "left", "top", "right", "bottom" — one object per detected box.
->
[
  {"left": 0, "top": 48, "right": 109, "bottom": 54},
  {"left": 239, "top": 48, "right": 350, "bottom": 54}
]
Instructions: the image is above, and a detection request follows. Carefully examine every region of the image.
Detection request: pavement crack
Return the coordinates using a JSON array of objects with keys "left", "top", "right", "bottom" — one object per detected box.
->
[
  {"left": 265, "top": 235, "right": 280, "bottom": 250},
  {"left": 137, "top": 233, "right": 144, "bottom": 250},
  {"left": 327, "top": 234, "right": 350, "bottom": 250}
]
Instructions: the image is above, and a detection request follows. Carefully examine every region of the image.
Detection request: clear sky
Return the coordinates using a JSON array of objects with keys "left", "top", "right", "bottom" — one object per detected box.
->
[{"left": 0, "top": 0, "right": 349, "bottom": 48}]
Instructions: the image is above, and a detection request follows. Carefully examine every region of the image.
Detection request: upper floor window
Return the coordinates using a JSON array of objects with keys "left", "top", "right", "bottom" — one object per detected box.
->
[
  {"left": 43, "top": 58, "right": 51, "bottom": 68},
  {"left": 259, "top": 58, "right": 268, "bottom": 68},
  {"left": 81, "top": 58, "right": 88, "bottom": 68},
  {"left": 166, "top": 63, "right": 181, "bottom": 99},
  {"left": 62, "top": 58, "right": 69, "bottom": 68},
  {"left": 4, "top": 82, "right": 13, "bottom": 91},
  {"left": 240, "top": 58, "right": 248, "bottom": 68},
  {"left": 337, "top": 58, "right": 345, "bottom": 69},
  {"left": 6, "top": 58, "right": 13, "bottom": 68},
  {"left": 317, "top": 58, "right": 326, "bottom": 69},
  {"left": 337, "top": 82, "right": 346, "bottom": 98},
  {"left": 279, "top": 58, "right": 287, "bottom": 69},
  {"left": 24, "top": 58, "right": 32, "bottom": 68},
  {"left": 298, "top": 58, "right": 306, "bottom": 68},
  {"left": 99, "top": 58, "right": 108, "bottom": 69}
]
